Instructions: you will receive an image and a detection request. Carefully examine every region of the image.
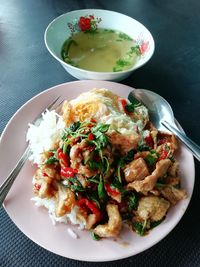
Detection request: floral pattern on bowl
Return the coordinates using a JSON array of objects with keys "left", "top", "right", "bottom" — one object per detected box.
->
[{"left": 68, "top": 15, "right": 102, "bottom": 33}]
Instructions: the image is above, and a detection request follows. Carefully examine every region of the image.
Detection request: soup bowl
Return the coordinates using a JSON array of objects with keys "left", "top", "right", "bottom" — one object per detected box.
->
[{"left": 44, "top": 9, "right": 155, "bottom": 81}]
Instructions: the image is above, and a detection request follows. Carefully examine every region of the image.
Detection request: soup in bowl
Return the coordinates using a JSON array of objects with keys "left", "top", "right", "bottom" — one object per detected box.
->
[{"left": 44, "top": 9, "right": 155, "bottom": 81}]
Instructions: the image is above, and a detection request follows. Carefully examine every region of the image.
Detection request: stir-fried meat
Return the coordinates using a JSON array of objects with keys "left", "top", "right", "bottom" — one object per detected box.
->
[
  {"left": 30, "top": 88, "right": 188, "bottom": 239},
  {"left": 168, "top": 162, "right": 179, "bottom": 177},
  {"left": 127, "top": 159, "right": 171, "bottom": 193},
  {"left": 165, "top": 176, "right": 181, "bottom": 186},
  {"left": 76, "top": 208, "right": 99, "bottom": 230},
  {"left": 107, "top": 131, "right": 141, "bottom": 154},
  {"left": 69, "top": 142, "right": 84, "bottom": 169},
  {"left": 85, "top": 214, "right": 98, "bottom": 230},
  {"left": 70, "top": 139, "right": 97, "bottom": 177},
  {"left": 124, "top": 157, "right": 149, "bottom": 182},
  {"left": 149, "top": 189, "right": 160, "bottom": 196},
  {"left": 107, "top": 191, "right": 121, "bottom": 203},
  {"left": 134, "top": 151, "right": 150, "bottom": 160},
  {"left": 93, "top": 204, "right": 122, "bottom": 237},
  {"left": 171, "top": 134, "right": 179, "bottom": 150},
  {"left": 55, "top": 184, "right": 76, "bottom": 217},
  {"left": 160, "top": 186, "right": 187, "bottom": 205},
  {"left": 137, "top": 196, "right": 170, "bottom": 221},
  {"left": 34, "top": 169, "right": 56, "bottom": 198},
  {"left": 156, "top": 132, "right": 178, "bottom": 151},
  {"left": 76, "top": 174, "right": 89, "bottom": 188},
  {"left": 40, "top": 165, "right": 60, "bottom": 180}
]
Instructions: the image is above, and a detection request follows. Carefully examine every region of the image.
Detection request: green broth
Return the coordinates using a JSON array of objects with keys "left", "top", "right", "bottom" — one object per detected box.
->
[{"left": 61, "top": 29, "right": 141, "bottom": 72}]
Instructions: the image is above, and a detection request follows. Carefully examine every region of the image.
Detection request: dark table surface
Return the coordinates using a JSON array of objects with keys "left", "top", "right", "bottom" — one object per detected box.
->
[{"left": 1, "top": 0, "right": 200, "bottom": 266}]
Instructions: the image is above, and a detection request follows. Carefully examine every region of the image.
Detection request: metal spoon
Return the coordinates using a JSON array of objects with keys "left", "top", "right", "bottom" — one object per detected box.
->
[{"left": 128, "top": 88, "right": 200, "bottom": 161}]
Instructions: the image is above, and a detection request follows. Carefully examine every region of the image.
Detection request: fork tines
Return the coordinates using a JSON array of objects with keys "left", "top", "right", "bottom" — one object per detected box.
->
[{"left": 32, "top": 96, "right": 63, "bottom": 126}]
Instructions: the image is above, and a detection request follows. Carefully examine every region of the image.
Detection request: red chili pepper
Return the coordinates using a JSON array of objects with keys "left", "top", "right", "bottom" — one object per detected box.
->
[
  {"left": 60, "top": 166, "right": 78, "bottom": 178},
  {"left": 158, "top": 150, "right": 168, "bottom": 160},
  {"left": 105, "top": 183, "right": 120, "bottom": 197},
  {"left": 43, "top": 172, "right": 48, "bottom": 177},
  {"left": 88, "top": 133, "right": 95, "bottom": 140},
  {"left": 90, "top": 118, "right": 96, "bottom": 123},
  {"left": 78, "top": 16, "right": 91, "bottom": 31},
  {"left": 120, "top": 99, "right": 128, "bottom": 112},
  {"left": 34, "top": 183, "right": 41, "bottom": 191},
  {"left": 145, "top": 134, "right": 154, "bottom": 148},
  {"left": 71, "top": 136, "right": 81, "bottom": 145},
  {"left": 77, "top": 198, "right": 101, "bottom": 221},
  {"left": 157, "top": 137, "right": 168, "bottom": 145},
  {"left": 58, "top": 149, "right": 69, "bottom": 167}
]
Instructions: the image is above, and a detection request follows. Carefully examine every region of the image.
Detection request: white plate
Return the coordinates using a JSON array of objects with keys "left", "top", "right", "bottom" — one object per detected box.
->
[{"left": 0, "top": 80, "right": 195, "bottom": 262}]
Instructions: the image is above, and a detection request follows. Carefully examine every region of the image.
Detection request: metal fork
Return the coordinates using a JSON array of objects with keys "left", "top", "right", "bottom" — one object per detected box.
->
[{"left": 0, "top": 96, "right": 63, "bottom": 206}]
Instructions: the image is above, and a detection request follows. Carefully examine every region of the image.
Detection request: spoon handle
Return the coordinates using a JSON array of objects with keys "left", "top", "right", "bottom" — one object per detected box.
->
[{"left": 162, "top": 120, "right": 200, "bottom": 161}]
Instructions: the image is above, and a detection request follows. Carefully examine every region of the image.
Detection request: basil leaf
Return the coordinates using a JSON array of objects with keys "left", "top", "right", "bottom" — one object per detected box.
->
[
  {"left": 92, "top": 123, "right": 110, "bottom": 133},
  {"left": 124, "top": 149, "right": 136, "bottom": 163},
  {"left": 132, "top": 221, "right": 146, "bottom": 236},
  {"left": 125, "top": 103, "right": 135, "bottom": 112},
  {"left": 97, "top": 134, "right": 108, "bottom": 148},
  {"left": 98, "top": 175, "right": 107, "bottom": 202},
  {"left": 137, "top": 143, "right": 150, "bottom": 151},
  {"left": 145, "top": 153, "right": 158, "bottom": 166},
  {"left": 116, "top": 159, "right": 125, "bottom": 183},
  {"left": 150, "top": 218, "right": 165, "bottom": 229},
  {"left": 125, "top": 99, "right": 142, "bottom": 112},
  {"left": 111, "top": 177, "right": 126, "bottom": 194},
  {"left": 68, "top": 177, "right": 85, "bottom": 192},
  {"left": 86, "top": 192, "right": 101, "bottom": 209},
  {"left": 128, "top": 192, "right": 138, "bottom": 211},
  {"left": 87, "top": 175, "right": 100, "bottom": 184},
  {"left": 45, "top": 156, "right": 58, "bottom": 165},
  {"left": 91, "top": 231, "right": 101, "bottom": 241},
  {"left": 69, "top": 121, "right": 81, "bottom": 132},
  {"left": 88, "top": 161, "right": 103, "bottom": 171},
  {"left": 102, "top": 156, "right": 110, "bottom": 174}
]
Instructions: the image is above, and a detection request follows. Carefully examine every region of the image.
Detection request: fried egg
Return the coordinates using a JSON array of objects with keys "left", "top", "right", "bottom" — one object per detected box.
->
[{"left": 62, "top": 88, "right": 148, "bottom": 135}]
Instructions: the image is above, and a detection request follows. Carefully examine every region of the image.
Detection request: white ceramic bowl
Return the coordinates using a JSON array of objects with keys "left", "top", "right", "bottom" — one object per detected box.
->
[{"left": 44, "top": 9, "right": 155, "bottom": 81}]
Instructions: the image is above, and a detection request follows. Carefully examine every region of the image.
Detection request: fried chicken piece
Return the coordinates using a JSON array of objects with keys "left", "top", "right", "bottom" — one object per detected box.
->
[
  {"left": 33, "top": 169, "right": 57, "bottom": 198},
  {"left": 127, "top": 159, "right": 171, "bottom": 193},
  {"left": 168, "top": 162, "right": 179, "bottom": 177},
  {"left": 124, "top": 158, "right": 149, "bottom": 182},
  {"left": 107, "top": 131, "right": 140, "bottom": 154},
  {"left": 55, "top": 184, "right": 76, "bottom": 217},
  {"left": 160, "top": 186, "right": 187, "bottom": 205},
  {"left": 137, "top": 196, "right": 170, "bottom": 221},
  {"left": 93, "top": 204, "right": 122, "bottom": 238},
  {"left": 70, "top": 139, "right": 97, "bottom": 177}
]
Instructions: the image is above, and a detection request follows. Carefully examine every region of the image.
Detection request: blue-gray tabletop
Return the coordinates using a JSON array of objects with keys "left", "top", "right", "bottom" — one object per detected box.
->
[{"left": 0, "top": 1, "right": 200, "bottom": 266}]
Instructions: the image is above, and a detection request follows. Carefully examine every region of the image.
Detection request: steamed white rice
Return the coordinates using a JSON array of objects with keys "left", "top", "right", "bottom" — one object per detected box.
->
[
  {"left": 27, "top": 110, "right": 85, "bottom": 231},
  {"left": 26, "top": 110, "right": 65, "bottom": 164},
  {"left": 31, "top": 196, "right": 85, "bottom": 229}
]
